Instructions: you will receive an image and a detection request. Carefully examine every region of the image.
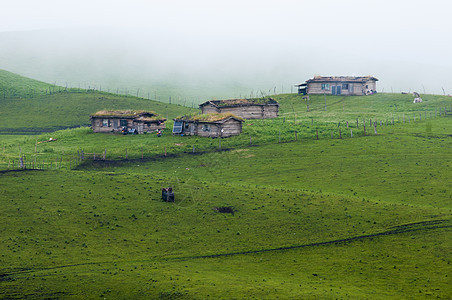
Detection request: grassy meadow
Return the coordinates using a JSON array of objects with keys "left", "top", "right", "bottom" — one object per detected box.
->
[{"left": 0, "top": 71, "right": 451, "bottom": 298}]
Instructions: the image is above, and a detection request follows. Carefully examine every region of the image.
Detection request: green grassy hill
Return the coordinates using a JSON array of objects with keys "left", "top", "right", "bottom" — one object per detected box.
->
[
  {"left": 0, "top": 74, "right": 451, "bottom": 298},
  {"left": 0, "top": 117, "right": 450, "bottom": 298},
  {"left": 0, "top": 69, "right": 54, "bottom": 98},
  {"left": 0, "top": 69, "right": 196, "bottom": 134}
]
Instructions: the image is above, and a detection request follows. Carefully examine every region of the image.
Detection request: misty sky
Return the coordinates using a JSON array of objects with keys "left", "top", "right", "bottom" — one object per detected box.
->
[{"left": 1, "top": 0, "right": 452, "bottom": 98}]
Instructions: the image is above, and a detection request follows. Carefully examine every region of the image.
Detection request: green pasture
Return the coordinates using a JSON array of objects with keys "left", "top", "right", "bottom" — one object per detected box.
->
[
  {"left": 1, "top": 115, "right": 451, "bottom": 298},
  {"left": 0, "top": 103, "right": 450, "bottom": 171},
  {"left": 0, "top": 69, "right": 53, "bottom": 98},
  {"left": 0, "top": 164, "right": 450, "bottom": 298},
  {"left": 0, "top": 92, "right": 194, "bottom": 134},
  {"left": 0, "top": 70, "right": 451, "bottom": 298}
]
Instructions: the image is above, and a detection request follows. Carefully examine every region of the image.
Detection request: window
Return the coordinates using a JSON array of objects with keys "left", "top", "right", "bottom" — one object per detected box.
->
[
  {"left": 102, "top": 119, "right": 109, "bottom": 127},
  {"left": 202, "top": 124, "right": 210, "bottom": 132},
  {"left": 321, "top": 83, "right": 329, "bottom": 90},
  {"left": 120, "top": 119, "right": 128, "bottom": 127},
  {"left": 342, "top": 84, "right": 349, "bottom": 90}
]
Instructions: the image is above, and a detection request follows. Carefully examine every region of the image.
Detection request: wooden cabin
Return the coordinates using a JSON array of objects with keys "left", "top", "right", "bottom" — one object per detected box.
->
[
  {"left": 172, "top": 113, "right": 243, "bottom": 138},
  {"left": 199, "top": 98, "right": 279, "bottom": 119},
  {"left": 296, "top": 76, "right": 379, "bottom": 96},
  {"left": 90, "top": 110, "right": 166, "bottom": 134}
]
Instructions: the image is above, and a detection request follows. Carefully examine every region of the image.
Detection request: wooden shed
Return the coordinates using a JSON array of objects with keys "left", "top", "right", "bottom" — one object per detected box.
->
[
  {"left": 90, "top": 110, "right": 166, "bottom": 134},
  {"left": 296, "top": 76, "right": 379, "bottom": 96},
  {"left": 199, "top": 98, "right": 279, "bottom": 119},
  {"left": 172, "top": 113, "right": 243, "bottom": 138}
]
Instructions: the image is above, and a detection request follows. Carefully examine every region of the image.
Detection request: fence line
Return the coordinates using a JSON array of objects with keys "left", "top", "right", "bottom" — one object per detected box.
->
[{"left": 0, "top": 105, "right": 450, "bottom": 171}]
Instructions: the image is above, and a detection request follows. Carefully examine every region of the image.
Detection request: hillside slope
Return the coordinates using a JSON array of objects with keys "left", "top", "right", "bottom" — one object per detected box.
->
[
  {"left": 0, "top": 69, "right": 196, "bottom": 134},
  {"left": 0, "top": 69, "right": 54, "bottom": 98},
  {"left": 0, "top": 117, "right": 450, "bottom": 298}
]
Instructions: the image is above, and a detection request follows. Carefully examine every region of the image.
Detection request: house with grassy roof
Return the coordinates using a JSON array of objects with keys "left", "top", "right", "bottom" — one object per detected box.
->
[
  {"left": 90, "top": 110, "right": 166, "bottom": 134},
  {"left": 199, "top": 98, "right": 279, "bottom": 119},
  {"left": 172, "top": 113, "right": 243, "bottom": 138}
]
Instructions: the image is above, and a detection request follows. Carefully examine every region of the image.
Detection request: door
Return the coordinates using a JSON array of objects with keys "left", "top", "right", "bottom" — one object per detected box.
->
[
  {"left": 137, "top": 123, "right": 143, "bottom": 134},
  {"left": 332, "top": 85, "right": 341, "bottom": 95},
  {"left": 173, "top": 121, "right": 183, "bottom": 134}
]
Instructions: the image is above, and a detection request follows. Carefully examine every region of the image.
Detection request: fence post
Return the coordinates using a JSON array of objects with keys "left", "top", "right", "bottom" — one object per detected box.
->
[
  {"left": 363, "top": 124, "right": 366, "bottom": 136},
  {"left": 356, "top": 119, "right": 359, "bottom": 128},
  {"left": 350, "top": 129, "right": 353, "bottom": 138},
  {"left": 193, "top": 145, "right": 195, "bottom": 153},
  {"left": 316, "top": 129, "right": 319, "bottom": 140},
  {"left": 374, "top": 122, "right": 377, "bottom": 135}
]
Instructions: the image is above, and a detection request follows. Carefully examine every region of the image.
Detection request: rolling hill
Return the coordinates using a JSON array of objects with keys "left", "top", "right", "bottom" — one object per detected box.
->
[
  {"left": 0, "top": 71, "right": 451, "bottom": 298},
  {"left": 0, "top": 69, "right": 196, "bottom": 134}
]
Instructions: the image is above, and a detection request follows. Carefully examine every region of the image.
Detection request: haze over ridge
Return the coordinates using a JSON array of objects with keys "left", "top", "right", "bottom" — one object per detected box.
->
[{"left": 1, "top": 1, "right": 451, "bottom": 101}]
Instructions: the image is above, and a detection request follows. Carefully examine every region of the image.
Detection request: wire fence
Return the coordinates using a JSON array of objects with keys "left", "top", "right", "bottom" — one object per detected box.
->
[{"left": 0, "top": 106, "right": 450, "bottom": 171}]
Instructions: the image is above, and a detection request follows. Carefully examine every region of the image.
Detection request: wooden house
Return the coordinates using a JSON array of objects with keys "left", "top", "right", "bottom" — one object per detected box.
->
[
  {"left": 90, "top": 110, "right": 166, "bottom": 134},
  {"left": 296, "top": 76, "right": 379, "bottom": 96},
  {"left": 199, "top": 98, "right": 279, "bottom": 119},
  {"left": 172, "top": 113, "right": 243, "bottom": 138}
]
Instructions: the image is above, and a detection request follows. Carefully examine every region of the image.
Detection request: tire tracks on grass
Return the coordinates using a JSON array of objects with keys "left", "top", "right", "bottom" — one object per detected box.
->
[
  {"left": 176, "top": 219, "right": 451, "bottom": 260},
  {"left": 0, "top": 219, "right": 450, "bottom": 280}
]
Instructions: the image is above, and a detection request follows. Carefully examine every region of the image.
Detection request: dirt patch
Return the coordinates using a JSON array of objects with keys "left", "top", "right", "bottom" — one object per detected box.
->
[
  {"left": 213, "top": 206, "right": 235, "bottom": 215},
  {"left": 230, "top": 149, "right": 249, "bottom": 153}
]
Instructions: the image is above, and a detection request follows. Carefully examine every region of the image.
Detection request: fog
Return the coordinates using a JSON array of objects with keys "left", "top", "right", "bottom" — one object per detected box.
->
[{"left": 1, "top": 0, "right": 452, "bottom": 102}]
